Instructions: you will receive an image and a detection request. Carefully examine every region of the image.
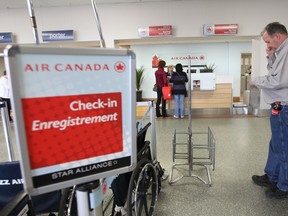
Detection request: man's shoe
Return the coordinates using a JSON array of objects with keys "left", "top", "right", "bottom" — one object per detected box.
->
[
  {"left": 173, "top": 115, "right": 179, "bottom": 119},
  {"left": 252, "top": 174, "right": 276, "bottom": 188},
  {"left": 266, "top": 187, "right": 288, "bottom": 199}
]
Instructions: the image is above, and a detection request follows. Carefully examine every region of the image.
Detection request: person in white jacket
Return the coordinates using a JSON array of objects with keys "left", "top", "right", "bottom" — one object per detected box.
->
[{"left": 0, "top": 70, "right": 12, "bottom": 122}]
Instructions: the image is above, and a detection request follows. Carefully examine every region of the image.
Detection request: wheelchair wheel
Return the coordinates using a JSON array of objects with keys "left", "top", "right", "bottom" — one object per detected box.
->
[
  {"left": 58, "top": 185, "right": 77, "bottom": 216},
  {"left": 127, "top": 158, "right": 158, "bottom": 216}
]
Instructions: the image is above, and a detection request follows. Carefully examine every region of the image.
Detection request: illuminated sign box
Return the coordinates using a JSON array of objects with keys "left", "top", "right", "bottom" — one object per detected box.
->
[
  {"left": 4, "top": 45, "right": 136, "bottom": 195},
  {"left": 138, "top": 25, "right": 172, "bottom": 37},
  {"left": 0, "top": 32, "right": 13, "bottom": 43},
  {"left": 42, "top": 30, "right": 74, "bottom": 42},
  {"left": 203, "top": 24, "right": 238, "bottom": 35}
]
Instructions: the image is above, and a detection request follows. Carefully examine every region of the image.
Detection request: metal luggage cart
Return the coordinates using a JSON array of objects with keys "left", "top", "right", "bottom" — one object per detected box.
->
[
  {"left": 2, "top": 1, "right": 166, "bottom": 215},
  {"left": 169, "top": 127, "right": 215, "bottom": 186},
  {"left": 168, "top": 62, "right": 216, "bottom": 186},
  {"left": 0, "top": 1, "right": 108, "bottom": 215}
]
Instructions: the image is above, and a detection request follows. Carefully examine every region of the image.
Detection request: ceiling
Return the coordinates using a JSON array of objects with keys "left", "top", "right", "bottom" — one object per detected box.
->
[{"left": 0, "top": 0, "right": 191, "bottom": 9}]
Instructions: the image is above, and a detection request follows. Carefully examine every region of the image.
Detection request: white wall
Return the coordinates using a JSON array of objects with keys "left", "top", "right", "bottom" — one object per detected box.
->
[{"left": 251, "top": 39, "right": 272, "bottom": 110}]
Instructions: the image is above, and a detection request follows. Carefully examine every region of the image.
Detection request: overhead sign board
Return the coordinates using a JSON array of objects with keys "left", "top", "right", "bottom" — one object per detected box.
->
[
  {"left": 203, "top": 24, "right": 238, "bottom": 35},
  {"left": 0, "top": 32, "right": 13, "bottom": 43},
  {"left": 42, "top": 30, "right": 74, "bottom": 42},
  {"left": 4, "top": 45, "right": 136, "bottom": 195},
  {"left": 138, "top": 25, "right": 172, "bottom": 37}
]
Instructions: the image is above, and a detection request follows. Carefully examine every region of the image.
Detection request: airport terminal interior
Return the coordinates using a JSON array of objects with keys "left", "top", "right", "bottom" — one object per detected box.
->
[
  {"left": 1, "top": 114, "right": 288, "bottom": 216},
  {"left": 1, "top": 1, "right": 288, "bottom": 216}
]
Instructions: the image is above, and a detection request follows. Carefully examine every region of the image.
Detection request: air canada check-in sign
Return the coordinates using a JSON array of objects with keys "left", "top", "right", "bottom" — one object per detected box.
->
[{"left": 4, "top": 45, "right": 136, "bottom": 195}]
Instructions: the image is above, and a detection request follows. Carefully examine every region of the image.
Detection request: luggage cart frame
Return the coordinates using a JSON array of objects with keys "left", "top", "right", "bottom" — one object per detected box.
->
[
  {"left": 168, "top": 61, "right": 216, "bottom": 186},
  {"left": 1, "top": 1, "right": 107, "bottom": 214}
]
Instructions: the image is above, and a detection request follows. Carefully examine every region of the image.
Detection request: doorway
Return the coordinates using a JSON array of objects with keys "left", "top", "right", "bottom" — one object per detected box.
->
[{"left": 240, "top": 53, "right": 252, "bottom": 104}]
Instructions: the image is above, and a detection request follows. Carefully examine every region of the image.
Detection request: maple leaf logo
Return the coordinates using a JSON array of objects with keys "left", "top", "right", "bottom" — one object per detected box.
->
[
  {"left": 114, "top": 61, "right": 126, "bottom": 73},
  {"left": 206, "top": 26, "right": 213, "bottom": 33}
]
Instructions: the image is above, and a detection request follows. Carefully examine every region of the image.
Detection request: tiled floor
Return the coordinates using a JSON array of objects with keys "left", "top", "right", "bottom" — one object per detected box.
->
[
  {"left": 1, "top": 115, "right": 288, "bottom": 216},
  {"left": 153, "top": 116, "right": 288, "bottom": 216}
]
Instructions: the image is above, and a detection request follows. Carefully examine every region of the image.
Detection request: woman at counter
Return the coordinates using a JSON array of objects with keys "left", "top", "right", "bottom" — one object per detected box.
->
[
  {"left": 155, "top": 60, "right": 168, "bottom": 118},
  {"left": 170, "top": 63, "right": 188, "bottom": 119}
]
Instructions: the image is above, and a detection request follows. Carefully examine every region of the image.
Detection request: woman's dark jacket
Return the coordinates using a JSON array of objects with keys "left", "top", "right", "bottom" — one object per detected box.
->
[{"left": 170, "top": 71, "right": 188, "bottom": 95}]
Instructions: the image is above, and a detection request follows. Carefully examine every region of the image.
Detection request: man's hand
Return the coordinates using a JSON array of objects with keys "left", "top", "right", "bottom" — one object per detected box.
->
[
  {"left": 266, "top": 47, "right": 276, "bottom": 58},
  {"left": 249, "top": 80, "right": 256, "bottom": 88}
]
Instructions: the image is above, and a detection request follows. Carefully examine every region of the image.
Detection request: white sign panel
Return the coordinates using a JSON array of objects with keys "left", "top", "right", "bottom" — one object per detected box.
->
[
  {"left": 4, "top": 45, "right": 136, "bottom": 195},
  {"left": 191, "top": 73, "right": 216, "bottom": 90}
]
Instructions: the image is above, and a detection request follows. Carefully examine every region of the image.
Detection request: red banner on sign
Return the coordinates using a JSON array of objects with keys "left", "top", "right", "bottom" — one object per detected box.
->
[
  {"left": 138, "top": 25, "right": 172, "bottom": 37},
  {"left": 149, "top": 25, "right": 172, "bottom": 37},
  {"left": 214, "top": 24, "right": 238, "bottom": 34},
  {"left": 22, "top": 93, "right": 123, "bottom": 169}
]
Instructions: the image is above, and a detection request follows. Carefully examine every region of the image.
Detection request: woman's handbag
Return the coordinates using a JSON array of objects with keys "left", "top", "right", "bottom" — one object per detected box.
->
[
  {"left": 153, "top": 84, "right": 157, "bottom": 92},
  {"left": 162, "top": 85, "right": 172, "bottom": 100}
]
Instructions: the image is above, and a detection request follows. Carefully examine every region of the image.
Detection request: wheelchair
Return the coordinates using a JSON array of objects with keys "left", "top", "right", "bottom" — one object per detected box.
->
[
  {"left": 123, "top": 122, "right": 165, "bottom": 216},
  {"left": 63, "top": 101, "right": 168, "bottom": 216},
  {"left": 58, "top": 120, "right": 165, "bottom": 216},
  {"left": 0, "top": 100, "right": 164, "bottom": 216}
]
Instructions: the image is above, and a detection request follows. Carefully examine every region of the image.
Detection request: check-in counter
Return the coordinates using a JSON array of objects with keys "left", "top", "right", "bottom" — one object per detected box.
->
[
  {"left": 189, "top": 83, "right": 232, "bottom": 109},
  {"left": 168, "top": 74, "right": 233, "bottom": 114}
]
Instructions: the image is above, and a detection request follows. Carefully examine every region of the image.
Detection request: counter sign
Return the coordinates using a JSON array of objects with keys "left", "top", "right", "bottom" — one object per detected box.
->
[{"left": 4, "top": 45, "right": 136, "bottom": 195}]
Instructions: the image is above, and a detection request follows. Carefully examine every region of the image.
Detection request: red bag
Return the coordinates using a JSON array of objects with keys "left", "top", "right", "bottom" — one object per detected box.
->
[{"left": 162, "top": 86, "right": 172, "bottom": 100}]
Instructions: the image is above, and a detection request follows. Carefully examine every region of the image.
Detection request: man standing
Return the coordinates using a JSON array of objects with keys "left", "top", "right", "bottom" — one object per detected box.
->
[{"left": 250, "top": 22, "right": 288, "bottom": 199}]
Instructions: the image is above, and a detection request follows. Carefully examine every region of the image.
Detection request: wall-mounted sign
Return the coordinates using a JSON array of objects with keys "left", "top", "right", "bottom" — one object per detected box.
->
[
  {"left": 42, "top": 30, "right": 74, "bottom": 42},
  {"left": 138, "top": 25, "right": 172, "bottom": 37},
  {"left": 4, "top": 45, "right": 136, "bottom": 195},
  {"left": 152, "top": 53, "right": 206, "bottom": 68},
  {"left": 0, "top": 32, "right": 13, "bottom": 43},
  {"left": 203, "top": 24, "right": 238, "bottom": 36}
]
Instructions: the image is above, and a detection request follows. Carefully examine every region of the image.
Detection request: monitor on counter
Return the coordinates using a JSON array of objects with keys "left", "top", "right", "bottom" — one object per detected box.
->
[
  {"left": 185, "top": 65, "right": 206, "bottom": 73},
  {"left": 187, "top": 69, "right": 196, "bottom": 73}
]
